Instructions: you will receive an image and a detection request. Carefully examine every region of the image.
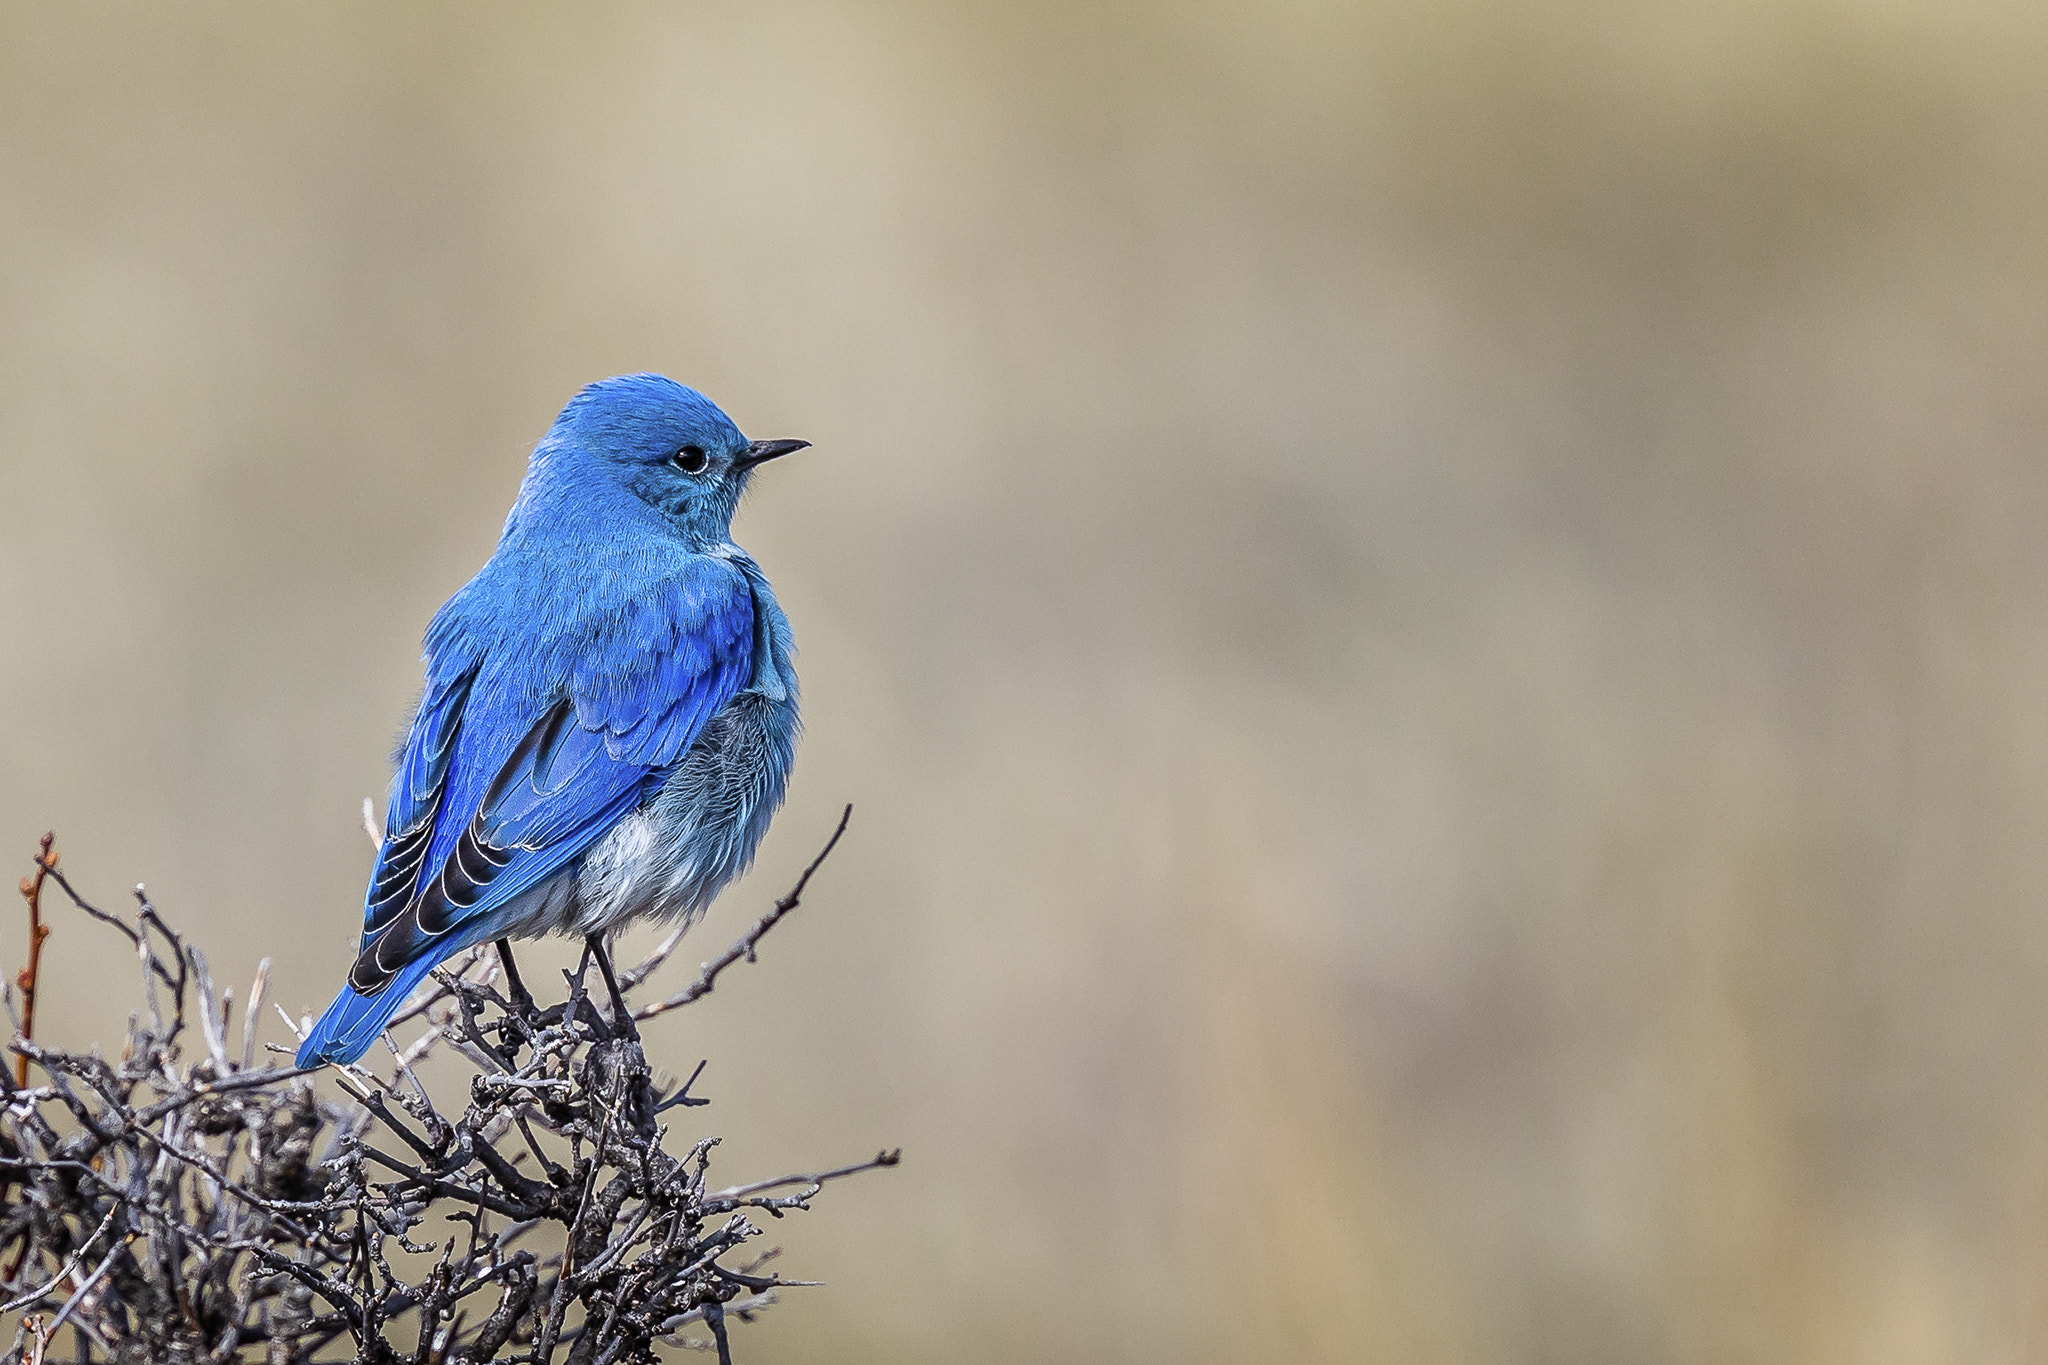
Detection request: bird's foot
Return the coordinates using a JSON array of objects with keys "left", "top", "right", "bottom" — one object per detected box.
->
[
  {"left": 492, "top": 938, "right": 547, "bottom": 1058},
  {"left": 585, "top": 933, "right": 642, "bottom": 1045},
  {"left": 495, "top": 939, "right": 541, "bottom": 1018}
]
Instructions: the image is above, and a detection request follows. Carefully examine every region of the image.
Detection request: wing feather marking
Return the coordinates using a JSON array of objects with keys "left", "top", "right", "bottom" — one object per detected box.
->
[{"left": 345, "top": 566, "right": 756, "bottom": 996}]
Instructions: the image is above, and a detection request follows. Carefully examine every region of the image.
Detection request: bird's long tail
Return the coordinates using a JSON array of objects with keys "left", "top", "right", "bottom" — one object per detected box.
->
[{"left": 295, "top": 949, "right": 451, "bottom": 1068}]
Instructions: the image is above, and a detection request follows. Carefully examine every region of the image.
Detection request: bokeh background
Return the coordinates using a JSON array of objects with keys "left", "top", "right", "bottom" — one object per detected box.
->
[{"left": 5, "top": 2, "right": 2048, "bottom": 1361}]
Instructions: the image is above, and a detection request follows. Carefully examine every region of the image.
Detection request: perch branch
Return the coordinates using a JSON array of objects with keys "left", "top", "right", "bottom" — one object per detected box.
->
[{"left": 0, "top": 816, "right": 891, "bottom": 1361}]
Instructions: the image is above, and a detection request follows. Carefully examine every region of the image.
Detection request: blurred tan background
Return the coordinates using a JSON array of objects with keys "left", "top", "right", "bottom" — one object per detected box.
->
[{"left": 5, "top": 2, "right": 2048, "bottom": 1361}]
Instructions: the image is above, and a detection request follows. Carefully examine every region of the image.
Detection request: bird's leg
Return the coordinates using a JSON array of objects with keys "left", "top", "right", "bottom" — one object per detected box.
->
[
  {"left": 585, "top": 933, "right": 640, "bottom": 1043},
  {"left": 562, "top": 939, "right": 596, "bottom": 1033},
  {"left": 495, "top": 939, "right": 538, "bottom": 1018}
]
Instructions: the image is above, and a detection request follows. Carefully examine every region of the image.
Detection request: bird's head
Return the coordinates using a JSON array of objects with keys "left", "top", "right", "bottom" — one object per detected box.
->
[{"left": 539, "top": 373, "right": 807, "bottom": 545}]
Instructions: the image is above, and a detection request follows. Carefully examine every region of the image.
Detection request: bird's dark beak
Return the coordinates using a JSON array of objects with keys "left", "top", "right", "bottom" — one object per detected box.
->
[{"left": 735, "top": 438, "right": 810, "bottom": 471}]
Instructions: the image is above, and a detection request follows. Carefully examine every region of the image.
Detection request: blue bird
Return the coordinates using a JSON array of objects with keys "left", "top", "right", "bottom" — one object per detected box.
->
[{"left": 297, "top": 374, "right": 807, "bottom": 1067}]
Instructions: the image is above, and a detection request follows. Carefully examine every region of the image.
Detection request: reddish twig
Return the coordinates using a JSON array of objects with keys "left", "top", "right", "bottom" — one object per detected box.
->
[
  {"left": 4, "top": 834, "right": 56, "bottom": 1282},
  {"left": 14, "top": 832, "right": 55, "bottom": 1088}
]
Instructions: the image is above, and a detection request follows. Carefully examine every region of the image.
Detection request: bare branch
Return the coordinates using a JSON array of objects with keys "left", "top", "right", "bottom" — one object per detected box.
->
[
  {"left": 637, "top": 805, "right": 852, "bottom": 1021},
  {"left": 0, "top": 824, "right": 893, "bottom": 1361}
]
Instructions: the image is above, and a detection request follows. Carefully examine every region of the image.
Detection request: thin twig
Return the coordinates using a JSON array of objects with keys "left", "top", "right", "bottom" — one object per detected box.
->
[
  {"left": 637, "top": 805, "right": 851, "bottom": 1021},
  {"left": 42, "top": 1234, "right": 127, "bottom": 1339},
  {"left": 14, "top": 832, "right": 55, "bottom": 1087},
  {"left": 705, "top": 1149, "right": 903, "bottom": 1204},
  {"left": 0, "top": 1206, "right": 121, "bottom": 1314},
  {"left": 241, "top": 957, "right": 270, "bottom": 1070}
]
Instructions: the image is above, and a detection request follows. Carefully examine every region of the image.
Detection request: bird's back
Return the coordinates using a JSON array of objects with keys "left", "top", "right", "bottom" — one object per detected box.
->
[
  {"left": 297, "top": 374, "right": 807, "bottom": 1068},
  {"left": 497, "top": 540, "right": 801, "bottom": 940}
]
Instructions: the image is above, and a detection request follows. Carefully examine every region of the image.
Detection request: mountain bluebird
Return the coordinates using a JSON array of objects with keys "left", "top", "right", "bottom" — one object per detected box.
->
[{"left": 297, "top": 374, "right": 807, "bottom": 1067}]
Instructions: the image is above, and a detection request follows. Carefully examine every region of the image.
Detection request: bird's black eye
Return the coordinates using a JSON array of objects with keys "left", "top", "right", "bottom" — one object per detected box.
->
[{"left": 673, "top": 445, "right": 708, "bottom": 474}]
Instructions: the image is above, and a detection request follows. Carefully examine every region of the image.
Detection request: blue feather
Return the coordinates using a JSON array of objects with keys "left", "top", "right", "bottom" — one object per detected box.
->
[
  {"left": 296, "top": 948, "right": 468, "bottom": 1070},
  {"left": 298, "top": 375, "right": 803, "bottom": 1068}
]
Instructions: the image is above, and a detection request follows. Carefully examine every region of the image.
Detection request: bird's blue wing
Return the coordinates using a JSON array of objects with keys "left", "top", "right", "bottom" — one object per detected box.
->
[
  {"left": 298, "top": 559, "right": 755, "bottom": 1065},
  {"left": 360, "top": 666, "right": 473, "bottom": 943},
  {"left": 569, "top": 574, "right": 761, "bottom": 765}
]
